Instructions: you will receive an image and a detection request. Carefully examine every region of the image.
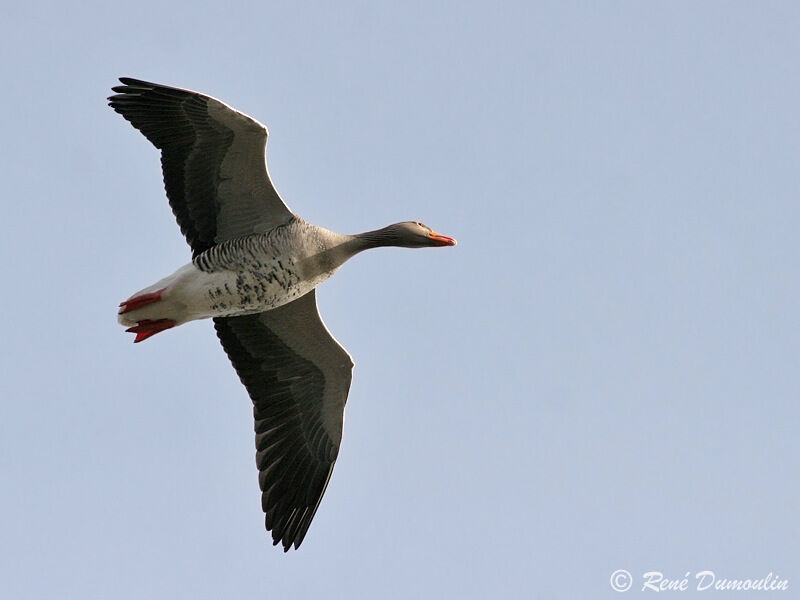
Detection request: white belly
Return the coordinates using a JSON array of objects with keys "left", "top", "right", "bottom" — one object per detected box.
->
[
  {"left": 196, "top": 264, "right": 318, "bottom": 317},
  {"left": 118, "top": 260, "right": 333, "bottom": 327}
]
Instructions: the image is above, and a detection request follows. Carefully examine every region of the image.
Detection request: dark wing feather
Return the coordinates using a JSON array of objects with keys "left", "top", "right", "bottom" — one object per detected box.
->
[
  {"left": 108, "top": 77, "right": 293, "bottom": 257},
  {"left": 214, "top": 290, "right": 353, "bottom": 551}
]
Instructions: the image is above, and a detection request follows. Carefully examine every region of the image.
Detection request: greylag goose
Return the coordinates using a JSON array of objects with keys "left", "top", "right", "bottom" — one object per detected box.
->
[{"left": 109, "top": 78, "right": 456, "bottom": 551}]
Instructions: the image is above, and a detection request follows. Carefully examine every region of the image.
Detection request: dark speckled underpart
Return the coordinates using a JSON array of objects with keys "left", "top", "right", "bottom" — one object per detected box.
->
[{"left": 192, "top": 221, "right": 317, "bottom": 314}]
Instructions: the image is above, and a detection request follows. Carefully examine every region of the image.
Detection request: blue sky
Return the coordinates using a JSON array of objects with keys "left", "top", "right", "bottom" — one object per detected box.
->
[{"left": 2, "top": 2, "right": 798, "bottom": 598}]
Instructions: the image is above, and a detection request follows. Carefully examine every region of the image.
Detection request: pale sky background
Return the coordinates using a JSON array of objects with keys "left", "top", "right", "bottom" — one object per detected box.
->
[{"left": 1, "top": 2, "right": 798, "bottom": 598}]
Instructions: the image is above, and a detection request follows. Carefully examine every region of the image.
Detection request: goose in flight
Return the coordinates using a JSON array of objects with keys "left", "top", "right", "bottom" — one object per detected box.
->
[{"left": 109, "top": 78, "right": 456, "bottom": 551}]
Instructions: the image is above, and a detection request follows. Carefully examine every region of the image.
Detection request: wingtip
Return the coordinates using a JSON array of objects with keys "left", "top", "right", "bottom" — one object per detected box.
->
[
  {"left": 118, "top": 76, "right": 145, "bottom": 86},
  {"left": 270, "top": 531, "right": 300, "bottom": 552}
]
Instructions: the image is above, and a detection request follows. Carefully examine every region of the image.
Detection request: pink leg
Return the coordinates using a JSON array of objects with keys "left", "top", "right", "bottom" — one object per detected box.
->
[
  {"left": 126, "top": 319, "right": 176, "bottom": 343},
  {"left": 119, "top": 288, "right": 167, "bottom": 315}
]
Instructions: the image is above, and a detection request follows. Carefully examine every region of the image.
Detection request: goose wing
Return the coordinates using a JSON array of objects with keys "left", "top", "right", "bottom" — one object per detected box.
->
[
  {"left": 213, "top": 290, "right": 353, "bottom": 550},
  {"left": 108, "top": 77, "right": 293, "bottom": 257}
]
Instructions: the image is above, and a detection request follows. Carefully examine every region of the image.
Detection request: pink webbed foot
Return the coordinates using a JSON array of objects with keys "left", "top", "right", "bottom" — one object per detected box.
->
[
  {"left": 119, "top": 288, "right": 167, "bottom": 315},
  {"left": 126, "top": 319, "right": 176, "bottom": 343}
]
